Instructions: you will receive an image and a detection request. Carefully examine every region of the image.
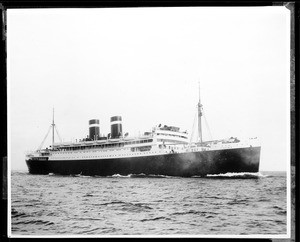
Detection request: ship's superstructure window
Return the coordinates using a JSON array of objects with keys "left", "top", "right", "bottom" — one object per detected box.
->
[
  {"left": 55, "top": 138, "right": 154, "bottom": 151},
  {"left": 156, "top": 132, "right": 187, "bottom": 139},
  {"left": 131, "top": 146, "right": 152, "bottom": 152}
]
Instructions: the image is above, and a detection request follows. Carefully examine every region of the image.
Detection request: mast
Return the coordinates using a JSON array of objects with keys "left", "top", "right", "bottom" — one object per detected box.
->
[
  {"left": 52, "top": 108, "right": 55, "bottom": 150},
  {"left": 197, "top": 82, "right": 203, "bottom": 143}
]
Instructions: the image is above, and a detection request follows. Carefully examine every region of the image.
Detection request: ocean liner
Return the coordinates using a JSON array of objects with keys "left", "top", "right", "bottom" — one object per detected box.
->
[{"left": 25, "top": 88, "right": 261, "bottom": 177}]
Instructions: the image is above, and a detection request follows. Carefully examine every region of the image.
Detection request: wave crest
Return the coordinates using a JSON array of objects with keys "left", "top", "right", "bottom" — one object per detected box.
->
[
  {"left": 205, "top": 172, "right": 267, "bottom": 179},
  {"left": 109, "top": 173, "right": 170, "bottom": 178}
]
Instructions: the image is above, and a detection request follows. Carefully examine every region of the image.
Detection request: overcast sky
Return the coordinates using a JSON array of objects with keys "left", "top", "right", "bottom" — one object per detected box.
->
[{"left": 7, "top": 7, "right": 290, "bottom": 171}]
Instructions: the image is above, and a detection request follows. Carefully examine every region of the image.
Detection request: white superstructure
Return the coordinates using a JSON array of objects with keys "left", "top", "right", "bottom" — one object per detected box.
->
[{"left": 26, "top": 122, "right": 259, "bottom": 162}]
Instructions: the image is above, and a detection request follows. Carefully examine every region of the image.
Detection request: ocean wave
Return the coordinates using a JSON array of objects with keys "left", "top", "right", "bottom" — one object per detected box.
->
[
  {"left": 205, "top": 172, "right": 267, "bottom": 179},
  {"left": 140, "top": 216, "right": 171, "bottom": 222},
  {"left": 11, "top": 209, "right": 29, "bottom": 218},
  {"left": 108, "top": 173, "right": 171, "bottom": 178},
  {"left": 111, "top": 174, "right": 132, "bottom": 178},
  {"left": 98, "top": 200, "right": 153, "bottom": 212},
  {"left": 130, "top": 173, "right": 171, "bottom": 178},
  {"left": 81, "top": 227, "right": 101, "bottom": 234},
  {"left": 273, "top": 205, "right": 286, "bottom": 215},
  {"left": 11, "top": 170, "right": 287, "bottom": 235},
  {"left": 99, "top": 201, "right": 127, "bottom": 206},
  {"left": 172, "top": 209, "right": 220, "bottom": 217},
  {"left": 172, "top": 210, "right": 206, "bottom": 216},
  {"left": 273, "top": 205, "right": 285, "bottom": 210},
  {"left": 14, "top": 219, "right": 54, "bottom": 226},
  {"left": 227, "top": 198, "right": 250, "bottom": 205},
  {"left": 83, "top": 193, "right": 93, "bottom": 197}
]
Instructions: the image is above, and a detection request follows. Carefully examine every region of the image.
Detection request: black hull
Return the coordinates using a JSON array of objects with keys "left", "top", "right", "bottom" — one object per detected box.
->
[{"left": 26, "top": 147, "right": 260, "bottom": 177}]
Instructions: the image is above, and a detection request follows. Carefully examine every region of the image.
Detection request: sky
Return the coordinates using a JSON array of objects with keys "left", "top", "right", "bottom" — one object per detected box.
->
[{"left": 7, "top": 7, "right": 290, "bottom": 171}]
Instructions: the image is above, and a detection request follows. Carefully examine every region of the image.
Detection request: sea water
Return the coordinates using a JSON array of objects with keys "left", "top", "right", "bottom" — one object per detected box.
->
[{"left": 10, "top": 171, "right": 287, "bottom": 236}]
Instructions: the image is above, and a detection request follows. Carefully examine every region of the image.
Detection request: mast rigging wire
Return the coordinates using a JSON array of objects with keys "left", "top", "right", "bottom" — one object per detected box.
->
[
  {"left": 37, "top": 125, "right": 52, "bottom": 151},
  {"left": 189, "top": 107, "right": 197, "bottom": 143},
  {"left": 55, "top": 125, "right": 62, "bottom": 143},
  {"left": 203, "top": 111, "right": 213, "bottom": 141}
]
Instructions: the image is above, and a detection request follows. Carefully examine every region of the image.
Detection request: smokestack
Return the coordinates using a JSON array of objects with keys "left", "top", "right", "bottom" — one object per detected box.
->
[
  {"left": 89, "top": 119, "right": 100, "bottom": 140},
  {"left": 110, "top": 116, "right": 122, "bottom": 139}
]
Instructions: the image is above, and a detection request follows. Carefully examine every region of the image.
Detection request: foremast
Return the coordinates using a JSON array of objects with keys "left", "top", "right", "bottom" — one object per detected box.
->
[
  {"left": 36, "top": 108, "right": 59, "bottom": 152},
  {"left": 197, "top": 82, "right": 203, "bottom": 143}
]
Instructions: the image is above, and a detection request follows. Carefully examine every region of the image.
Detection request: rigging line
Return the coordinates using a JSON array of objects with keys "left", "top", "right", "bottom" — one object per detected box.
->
[
  {"left": 55, "top": 125, "right": 62, "bottom": 142},
  {"left": 190, "top": 108, "right": 197, "bottom": 143},
  {"left": 54, "top": 125, "right": 62, "bottom": 143},
  {"left": 37, "top": 125, "right": 52, "bottom": 151},
  {"left": 203, "top": 112, "right": 213, "bottom": 141}
]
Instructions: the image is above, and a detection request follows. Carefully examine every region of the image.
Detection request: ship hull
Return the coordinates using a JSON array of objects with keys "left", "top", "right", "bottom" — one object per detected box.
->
[{"left": 26, "top": 146, "right": 260, "bottom": 177}]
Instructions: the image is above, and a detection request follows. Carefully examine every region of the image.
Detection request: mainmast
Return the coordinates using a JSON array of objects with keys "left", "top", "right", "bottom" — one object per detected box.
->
[
  {"left": 197, "top": 82, "right": 203, "bottom": 143},
  {"left": 52, "top": 108, "right": 55, "bottom": 150}
]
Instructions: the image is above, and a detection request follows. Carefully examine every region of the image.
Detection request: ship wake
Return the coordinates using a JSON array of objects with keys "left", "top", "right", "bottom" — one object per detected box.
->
[
  {"left": 109, "top": 173, "right": 172, "bottom": 178},
  {"left": 203, "top": 172, "right": 268, "bottom": 179},
  {"left": 47, "top": 172, "right": 267, "bottom": 179}
]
